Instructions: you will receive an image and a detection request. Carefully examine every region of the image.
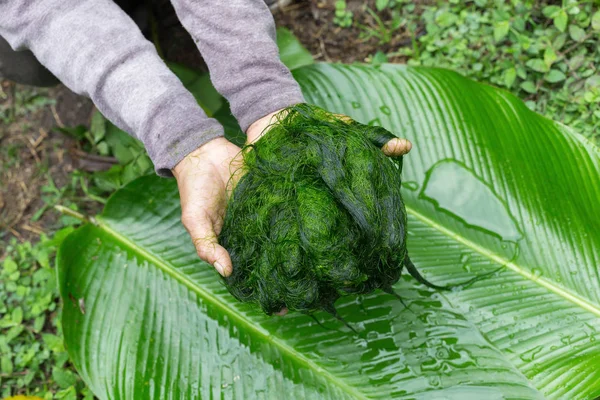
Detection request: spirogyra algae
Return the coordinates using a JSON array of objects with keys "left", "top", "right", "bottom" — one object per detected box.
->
[{"left": 220, "top": 104, "right": 444, "bottom": 316}]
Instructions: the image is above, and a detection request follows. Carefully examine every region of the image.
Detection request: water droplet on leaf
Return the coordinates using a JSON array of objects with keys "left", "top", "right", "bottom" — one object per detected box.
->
[{"left": 379, "top": 105, "right": 391, "bottom": 115}]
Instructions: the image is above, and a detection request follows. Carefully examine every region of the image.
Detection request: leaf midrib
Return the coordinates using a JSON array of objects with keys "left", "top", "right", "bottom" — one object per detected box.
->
[
  {"left": 94, "top": 215, "right": 368, "bottom": 400},
  {"left": 405, "top": 205, "right": 600, "bottom": 317}
]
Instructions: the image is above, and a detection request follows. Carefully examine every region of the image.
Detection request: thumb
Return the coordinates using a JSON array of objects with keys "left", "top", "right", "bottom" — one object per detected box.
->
[
  {"left": 382, "top": 138, "right": 412, "bottom": 157},
  {"left": 182, "top": 212, "right": 233, "bottom": 277}
]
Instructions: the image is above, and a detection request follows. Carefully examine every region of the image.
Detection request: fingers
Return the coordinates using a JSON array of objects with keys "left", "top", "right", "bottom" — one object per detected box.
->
[
  {"left": 333, "top": 113, "right": 354, "bottom": 124},
  {"left": 274, "top": 307, "right": 288, "bottom": 316},
  {"left": 246, "top": 108, "right": 288, "bottom": 144},
  {"left": 182, "top": 211, "right": 233, "bottom": 277},
  {"left": 382, "top": 138, "right": 412, "bottom": 157}
]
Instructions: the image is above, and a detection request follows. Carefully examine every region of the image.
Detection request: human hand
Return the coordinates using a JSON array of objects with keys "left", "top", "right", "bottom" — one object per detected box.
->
[
  {"left": 173, "top": 137, "right": 243, "bottom": 277},
  {"left": 246, "top": 108, "right": 413, "bottom": 156},
  {"left": 174, "top": 108, "right": 412, "bottom": 291},
  {"left": 171, "top": 115, "right": 283, "bottom": 280}
]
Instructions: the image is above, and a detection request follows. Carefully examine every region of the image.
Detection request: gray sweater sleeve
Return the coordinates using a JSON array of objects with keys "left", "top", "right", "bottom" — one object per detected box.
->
[
  {"left": 0, "top": 0, "right": 304, "bottom": 176},
  {"left": 169, "top": 0, "right": 305, "bottom": 131}
]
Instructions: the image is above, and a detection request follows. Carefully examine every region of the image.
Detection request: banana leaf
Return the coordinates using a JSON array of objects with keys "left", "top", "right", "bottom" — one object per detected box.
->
[{"left": 58, "top": 63, "right": 600, "bottom": 399}]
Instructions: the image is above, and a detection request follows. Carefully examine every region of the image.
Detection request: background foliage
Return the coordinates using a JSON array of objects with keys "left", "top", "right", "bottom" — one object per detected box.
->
[{"left": 336, "top": 0, "right": 600, "bottom": 144}]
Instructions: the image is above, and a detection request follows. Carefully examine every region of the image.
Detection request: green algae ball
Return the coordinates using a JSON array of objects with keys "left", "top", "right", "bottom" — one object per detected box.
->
[{"left": 220, "top": 104, "right": 412, "bottom": 315}]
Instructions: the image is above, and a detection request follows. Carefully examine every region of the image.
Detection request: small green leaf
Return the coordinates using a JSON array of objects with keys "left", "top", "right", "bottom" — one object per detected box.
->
[
  {"left": 526, "top": 58, "right": 549, "bottom": 73},
  {"left": 11, "top": 307, "right": 23, "bottom": 325},
  {"left": 90, "top": 111, "right": 106, "bottom": 144},
  {"left": 569, "top": 25, "right": 586, "bottom": 42},
  {"left": 554, "top": 10, "right": 568, "bottom": 32},
  {"left": 569, "top": 54, "right": 585, "bottom": 71},
  {"left": 436, "top": 11, "right": 458, "bottom": 27},
  {"left": 371, "top": 51, "right": 389, "bottom": 66},
  {"left": 33, "top": 315, "right": 45, "bottom": 332},
  {"left": 3, "top": 258, "right": 18, "bottom": 274},
  {"left": 516, "top": 65, "right": 528, "bottom": 79},
  {"left": 504, "top": 67, "right": 517, "bottom": 88},
  {"left": 584, "top": 91, "right": 597, "bottom": 103},
  {"left": 56, "top": 125, "right": 88, "bottom": 140},
  {"left": 582, "top": 68, "right": 595, "bottom": 78},
  {"left": 542, "top": 5, "right": 561, "bottom": 18},
  {"left": 545, "top": 70, "right": 566, "bottom": 83},
  {"left": 1, "top": 355, "right": 13, "bottom": 374},
  {"left": 43, "top": 333, "right": 64, "bottom": 353},
  {"left": 96, "top": 141, "right": 110, "bottom": 156},
  {"left": 592, "top": 11, "right": 600, "bottom": 30},
  {"left": 375, "top": 0, "right": 389, "bottom": 11},
  {"left": 52, "top": 367, "right": 78, "bottom": 389},
  {"left": 82, "top": 389, "right": 95, "bottom": 400},
  {"left": 494, "top": 20, "right": 510, "bottom": 41},
  {"left": 544, "top": 47, "right": 557, "bottom": 66},
  {"left": 520, "top": 80, "right": 537, "bottom": 93},
  {"left": 518, "top": 33, "right": 531, "bottom": 50},
  {"left": 553, "top": 33, "right": 568, "bottom": 50},
  {"left": 524, "top": 100, "right": 537, "bottom": 110},
  {"left": 5, "top": 325, "right": 24, "bottom": 343},
  {"left": 585, "top": 75, "right": 600, "bottom": 89},
  {"left": 55, "top": 387, "right": 78, "bottom": 400}
]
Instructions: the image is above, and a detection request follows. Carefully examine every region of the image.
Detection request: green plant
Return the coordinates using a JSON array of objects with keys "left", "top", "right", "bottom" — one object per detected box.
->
[
  {"left": 57, "top": 113, "right": 154, "bottom": 194},
  {"left": 394, "top": 0, "right": 600, "bottom": 145},
  {"left": 333, "top": 1, "right": 600, "bottom": 145},
  {"left": 57, "top": 53, "right": 600, "bottom": 399},
  {"left": 0, "top": 84, "right": 54, "bottom": 124},
  {"left": 357, "top": 7, "right": 403, "bottom": 44},
  {"left": 334, "top": 0, "right": 354, "bottom": 28},
  {"left": 331, "top": 0, "right": 418, "bottom": 46},
  {"left": 0, "top": 231, "right": 93, "bottom": 400}
]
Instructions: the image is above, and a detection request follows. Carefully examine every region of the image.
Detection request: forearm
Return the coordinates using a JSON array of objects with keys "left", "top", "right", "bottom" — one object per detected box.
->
[
  {"left": 0, "top": 0, "right": 223, "bottom": 176},
  {"left": 169, "top": 0, "right": 305, "bottom": 132}
]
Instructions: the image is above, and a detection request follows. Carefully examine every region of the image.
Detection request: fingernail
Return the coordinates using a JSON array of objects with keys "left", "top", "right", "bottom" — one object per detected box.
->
[{"left": 214, "top": 261, "right": 225, "bottom": 276}]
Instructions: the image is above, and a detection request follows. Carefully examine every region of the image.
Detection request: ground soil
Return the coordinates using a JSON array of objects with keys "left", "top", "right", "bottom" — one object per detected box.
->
[
  {"left": 275, "top": 0, "right": 426, "bottom": 64},
  {"left": 0, "top": 0, "right": 428, "bottom": 250},
  {"left": 0, "top": 83, "right": 95, "bottom": 249}
]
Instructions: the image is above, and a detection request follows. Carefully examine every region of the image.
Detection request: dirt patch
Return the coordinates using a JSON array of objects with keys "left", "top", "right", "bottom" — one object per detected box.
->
[
  {"left": 0, "top": 81, "right": 94, "bottom": 249},
  {"left": 275, "top": 0, "right": 429, "bottom": 63}
]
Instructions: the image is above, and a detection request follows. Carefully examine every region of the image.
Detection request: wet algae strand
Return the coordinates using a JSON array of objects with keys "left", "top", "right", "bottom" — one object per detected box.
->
[{"left": 220, "top": 104, "right": 442, "bottom": 317}]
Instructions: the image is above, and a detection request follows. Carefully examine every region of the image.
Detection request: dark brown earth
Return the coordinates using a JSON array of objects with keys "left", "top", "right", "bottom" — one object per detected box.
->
[
  {"left": 275, "top": 0, "right": 428, "bottom": 64},
  {"left": 0, "top": 0, "right": 427, "bottom": 250}
]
